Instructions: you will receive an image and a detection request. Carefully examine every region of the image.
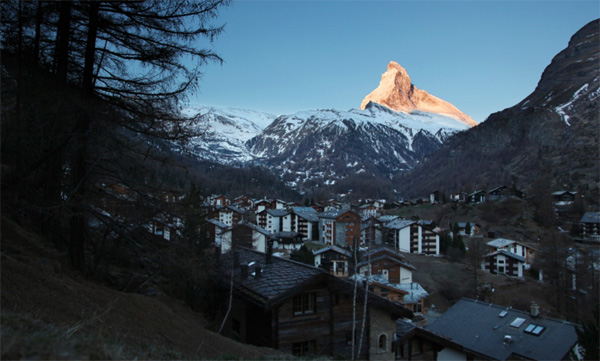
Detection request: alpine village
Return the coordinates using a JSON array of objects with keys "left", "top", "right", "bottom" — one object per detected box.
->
[{"left": 1, "top": 2, "right": 599, "bottom": 361}]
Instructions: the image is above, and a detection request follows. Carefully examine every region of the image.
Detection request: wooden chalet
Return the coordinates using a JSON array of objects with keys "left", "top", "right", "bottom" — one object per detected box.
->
[
  {"left": 313, "top": 245, "right": 353, "bottom": 278},
  {"left": 216, "top": 248, "right": 413, "bottom": 360}
]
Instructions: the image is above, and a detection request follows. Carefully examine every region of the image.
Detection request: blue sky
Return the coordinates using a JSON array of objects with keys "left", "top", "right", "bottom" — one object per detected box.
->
[{"left": 190, "top": 0, "right": 599, "bottom": 123}]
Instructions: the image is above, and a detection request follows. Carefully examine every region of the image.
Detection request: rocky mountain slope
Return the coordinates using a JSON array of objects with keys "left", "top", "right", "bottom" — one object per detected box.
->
[
  {"left": 247, "top": 102, "right": 471, "bottom": 190},
  {"left": 360, "top": 61, "right": 477, "bottom": 126},
  {"left": 187, "top": 64, "right": 476, "bottom": 193},
  {"left": 396, "top": 19, "right": 600, "bottom": 200}
]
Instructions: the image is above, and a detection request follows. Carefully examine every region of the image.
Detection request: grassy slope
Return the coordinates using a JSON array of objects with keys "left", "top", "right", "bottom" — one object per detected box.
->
[{"left": 0, "top": 215, "right": 285, "bottom": 360}]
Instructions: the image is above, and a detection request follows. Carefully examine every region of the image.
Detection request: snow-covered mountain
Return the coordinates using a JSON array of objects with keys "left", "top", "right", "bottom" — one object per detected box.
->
[
  {"left": 183, "top": 62, "right": 478, "bottom": 192},
  {"left": 360, "top": 61, "right": 477, "bottom": 127},
  {"left": 184, "top": 106, "right": 278, "bottom": 165}
]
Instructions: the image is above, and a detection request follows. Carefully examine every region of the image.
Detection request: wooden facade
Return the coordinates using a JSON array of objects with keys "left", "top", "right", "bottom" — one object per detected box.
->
[{"left": 218, "top": 248, "right": 413, "bottom": 359}]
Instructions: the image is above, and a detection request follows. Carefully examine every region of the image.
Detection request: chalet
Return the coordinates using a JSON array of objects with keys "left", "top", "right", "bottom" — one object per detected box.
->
[
  {"left": 216, "top": 248, "right": 413, "bottom": 360},
  {"left": 232, "top": 195, "right": 254, "bottom": 211},
  {"left": 456, "top": 222, "right": 481, "bottom": 237},
  {"left": 361, "top": 217, "right": 385, "bottom": 246},
  {"left": 212, "top": 205, "right": 247, "bottom": 227},
  {"left": 552, "top": 190, "right": 577, "bottom": 205},
  {"left": 319, "top": 209, "right": 361, "bottom": 248},
  {"left": 486, "top": 238, "right": 536, "bottom": 266},
  {"left": 219, "top": 222, "right": 270, "bottom": 253},
  {"left": 450, "top": 192, "right": 466, "bottom": 203},
  {"left": 385, "top": 219, "right": 440, "bottom": 256},
  {"left": 467, "top": 190, "right": 486, "bottom": 204},
  {"left": 429, "top": 190, "right": 442, "bottom": 204},
  {"left": 359, "top": 203, "right": 379, "bottom": 218},
  {"left": 487, "top": 185, "right": 524, "bottom": 201},
  {"left": 579, "top": 212, "right": 600, "bottom": 240},
  {"left": 209, "top": 194, "right": 230, "bottom": 207},
  {"left": 313, "top": 245, "right": 353, "bottom": 278},
  {"left": 206, "top": 219, "right": 230, "bottom": 250},
  {"left": 482, "top": 250, "right": 526, "bottom": 278},
  {"left": 290, "top": 207, "right": 320, "bottom": 241},
  {"left": 396, "top": 298, "right": 580, "bottom": 361},
  {"left": 351, "top": 273, "right": 429, "bottom": 315},
  {"left": 356, "top": 247, "right": 417, "bottom": 284},
  {"left": 272, "top": 231, "right": 304, "bottom": 251},
  {"left": 254, "top": 198, "right": 273, "bottom": 213}
]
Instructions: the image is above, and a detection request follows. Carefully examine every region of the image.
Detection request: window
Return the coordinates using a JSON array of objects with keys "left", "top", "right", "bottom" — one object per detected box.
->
[
  {"left": 292, "top": 340, "right": 316, "bottom": 356},
  {"left": 378, "top": 334, "right": 387, "bottom": 352},
  {"left": 293, "top": 293, "right": 316, "bottom": 315}
]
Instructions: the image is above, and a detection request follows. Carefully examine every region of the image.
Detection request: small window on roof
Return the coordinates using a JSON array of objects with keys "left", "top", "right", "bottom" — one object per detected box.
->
[
  {"left": 510, "top": 317, "right": 526, "bottom": 328},
  {"left": 524, "top": 324, "right": 546, "bottom": 336},
  {"left": 498, "top": 311, "right": 508, "bottom": 318},
  {"left": 524, "top": 324, "right": 536, "bottom": 333}
]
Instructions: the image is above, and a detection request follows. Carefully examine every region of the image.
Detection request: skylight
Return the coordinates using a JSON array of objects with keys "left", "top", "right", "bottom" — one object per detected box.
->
[
  {"left": 498, "top": 311, "right": 508, "bottom": 318},
  {"left": 524, "top": 324, "right": 546, "bottom": 336},
  {"left": 510, "top": 317, "right": 526, "bottom": 328}
]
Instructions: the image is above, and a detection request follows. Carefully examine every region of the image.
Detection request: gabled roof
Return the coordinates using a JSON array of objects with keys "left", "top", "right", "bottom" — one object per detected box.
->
[
  {"left": 425, "top": 298, "right": 579, "bottom": 361},
  {"left": 294, "top": 211, "right": 320, "bottom": 222},
  {"left": 218, "top": 248, "right": 413, "bottom": 319},
  {"left": 312, "top": 245, "right": 353, "bottom": 258},
  {"left": 350, "top": 274, "right": 428, "bottom": 303},
  {"left": 485, "top": 250, "right": 527, "bottom": 263},
  {"left": 291, "top": 206, "right": 317, "bottom": 214},
  {"left": 385, "top": 218, "right": 415, "bottom": 230},
  {"left": 580, "top": 212, "right": 600, "bottom": 224},
  {"left": 319, "top": 209, "right": 358, "bottom": 219},
  {"left": 356, "top": 253, "right": 417, "bottom": 272},
  {"left": 206, "top": 219, "right": 229, "bottom": 229},
  {"left": 487, "top": 238, "right": 516, "bottom": 249},
  {"left": 266, "top": 209, "right": 289, "bottom": 217}
]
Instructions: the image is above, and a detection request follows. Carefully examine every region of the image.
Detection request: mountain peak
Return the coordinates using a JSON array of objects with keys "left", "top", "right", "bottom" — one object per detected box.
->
[{"left": 360, "top": 62, "right": 478, "bottom": 127}]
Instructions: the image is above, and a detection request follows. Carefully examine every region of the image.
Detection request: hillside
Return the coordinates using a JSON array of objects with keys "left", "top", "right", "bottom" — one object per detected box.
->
[
  {"left": 0, "top": 215, "right": 285, "bottom": 360},
  {"left": 396, "top": 19, "right": 600, "bottom": 200}
]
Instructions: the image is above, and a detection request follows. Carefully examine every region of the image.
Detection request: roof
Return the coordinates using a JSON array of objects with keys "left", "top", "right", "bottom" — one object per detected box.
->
[
  {"left": 312, "top": 245, "right": 353, "bottom": 258},
  {"left": 425, "top": 298, "right": 579, "bottom": 361},
  {"left": 551, "top": 190, "right": 577, "bottom": 196},
  {"left": 291, "top": 206, "right": 317, "bottom": 214},
  {"left": 350, "top": 274, "right": 428, "bottom": 304},
  {"left": 266, "top": 209, "right": 289, "bottom": 217},
  {"left": 319, "top": 209, "right": 358, "bottom": 219},
  {"left": 485, "top": 250, "right": 527, "bottom": 263},
  {"left": 487, "top": 238, "right": 516, "bottom": 249},
  {"left": 580, "top": 212, "right": 600, "bottom": 224},
  {"left": 218, "top": 248, "right": 413, "bottom": 318},
  {"left": 385, "top": 218, "right": 415, "bottom": 230},
  {"left": 294, "top": 211, "right": 320, "bottom": 222},
  {"left": 206, "top": 219, "right": 229, "bottom": 229},
  {"left": 356, "top": 253, "right": 417, "bottom": 272}
]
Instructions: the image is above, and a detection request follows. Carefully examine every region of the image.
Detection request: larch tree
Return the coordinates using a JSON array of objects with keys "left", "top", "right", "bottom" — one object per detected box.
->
[{"left": 1, "top": 0, "right": 230, "bottom": 270}]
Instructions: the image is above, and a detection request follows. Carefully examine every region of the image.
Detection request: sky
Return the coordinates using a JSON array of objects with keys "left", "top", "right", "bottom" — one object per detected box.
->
[{"left": 189, "top": 0, "right": 599, "bottom": 123}]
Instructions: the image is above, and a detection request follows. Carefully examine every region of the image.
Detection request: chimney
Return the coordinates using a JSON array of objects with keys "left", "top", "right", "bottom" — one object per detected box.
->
[
  {"left": 240, "top": 264, "right": 249, "bottom": 279},
  {"left": 255, "top": 266, "right": 262, "bottom": 279},
  {"left": 530, "top": 302, "right": 540, "bottom": 318}
]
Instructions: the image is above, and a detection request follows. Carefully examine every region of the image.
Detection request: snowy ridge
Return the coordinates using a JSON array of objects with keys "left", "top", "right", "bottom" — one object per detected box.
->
[{"left": 180, "top": 103, "right": 473, "bottom": 191}]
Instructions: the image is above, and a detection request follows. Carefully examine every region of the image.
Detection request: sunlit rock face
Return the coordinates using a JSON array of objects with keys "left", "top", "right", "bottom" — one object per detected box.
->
[{"left": 360, "top": 61, "right": 478, "bottom": 127}]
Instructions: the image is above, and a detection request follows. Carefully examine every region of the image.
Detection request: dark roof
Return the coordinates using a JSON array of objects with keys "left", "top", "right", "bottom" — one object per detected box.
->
[
  {"left": 485, "top": 250, "right": 526, "bottom": 263},
  {"left": 580, "top": 212, "right": 600, "bottom": 224},
  {"left": 266, "top": 209, "right": 289, "bottom": 217},
  {"left": 319, "top": 209, "right": 357, "bottom": 219},
  {"left": 218, "top": 248, "right": 413, "bottom": 319},
  {"left": 425, "top": 298, "right": 579, "bottom": 361},
  {"left": 312, "top": 245, "right": 353, "bottom": 258},
  {"left": 294, "top": 211, "right": 320, "bottom": 222}
]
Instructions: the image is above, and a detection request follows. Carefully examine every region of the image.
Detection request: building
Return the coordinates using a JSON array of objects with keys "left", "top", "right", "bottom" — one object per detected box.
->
[
  {"left": 579, "top": 212, "right": 600, "bottom": 240},
  {"left": 395, "top": 298, "right": 580, "bottom": 361},
  {"left": 385, "top": 219, "right": 440, "bottom": 256},
  {"left": 216, "top": 248, "right": 413, "bottom": 360},
  {"left": 313, "top": 245, "right": 353, "bottom": 278},
  {"left": 486, "top": 238, "right": 536, "bottom": 266},
  {"left": 319, "top": 209, "right": 361, "bottom": 247}
]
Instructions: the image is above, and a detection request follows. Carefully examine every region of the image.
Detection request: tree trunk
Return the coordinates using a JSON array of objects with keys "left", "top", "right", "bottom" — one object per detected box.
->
[{"left": 69, "top": 1, "right": 99, "bottom": 271}]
